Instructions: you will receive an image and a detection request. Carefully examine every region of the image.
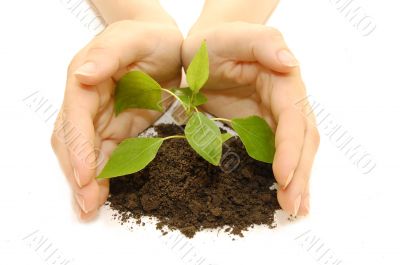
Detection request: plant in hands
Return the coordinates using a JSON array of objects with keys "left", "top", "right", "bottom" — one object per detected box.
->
[{"left": 97, "top": 41, "right": 276, "bottom": 179}]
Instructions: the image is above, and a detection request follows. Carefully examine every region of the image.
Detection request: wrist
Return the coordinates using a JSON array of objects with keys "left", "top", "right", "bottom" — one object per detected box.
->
[
  {"left": 189, "top": 0, "right": 279, "bottom": 35},
  {"left": 91, "top": 0, "right": 176, "bottom": 25}
]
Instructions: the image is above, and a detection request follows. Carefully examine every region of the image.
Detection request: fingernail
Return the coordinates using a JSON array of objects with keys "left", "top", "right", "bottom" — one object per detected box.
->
[
  {"left": 72, "top": 200, "right": 83, "bottom": 220},
  {"left": 73, "top": 168, "right": 82, "bottom": 188},
  {"left": 75, "top": 193, "right": 88, "bottom": 213},
  {"left": 283, "top": 170, "right": 294, "bottom": 190},
  {"left": 74, "top": 62, "right": 97, "bottom": 76},
  {"left": 293, "top": 194, "right": 302, "bottom": 216},
  {"left": 277, "top": 49, "right": 299, "bottom": 67}
]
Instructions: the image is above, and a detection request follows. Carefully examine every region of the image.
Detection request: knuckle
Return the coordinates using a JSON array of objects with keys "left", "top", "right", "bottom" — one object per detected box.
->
[
  {"left": 85, "top": 43, "right": 111, "bottom": 61},
  {"left": 67, "top": 40, "right": 110, "bottom": 75},
  {"left": 51, "top": 110, "right": 67, "bottom": 153},
  {"left": 264, "top": 27, "right": 283, "bottom": 39},
  {"left": 106, "top": 19, "right": 136, "bottom": 32}
]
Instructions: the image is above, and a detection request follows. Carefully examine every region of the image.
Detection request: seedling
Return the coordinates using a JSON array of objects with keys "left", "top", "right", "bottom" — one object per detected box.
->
[{"left": 97, "top": 41, "right": 275, "bottom": 179}]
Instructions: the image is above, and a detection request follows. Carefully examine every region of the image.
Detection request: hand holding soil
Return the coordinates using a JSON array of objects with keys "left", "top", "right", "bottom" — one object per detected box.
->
[
  {"left": 51, "top": 0, "right": 320, "bottom": 235},
  {"left": 51, "top": 19, "right": 183, "bottom": 220},
  {"left": 182, "top": 22, "right": 320, "bottom": 217}
]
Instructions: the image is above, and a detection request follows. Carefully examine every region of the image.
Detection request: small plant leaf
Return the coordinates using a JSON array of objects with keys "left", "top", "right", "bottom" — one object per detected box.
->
[
  {"left": 171, "top": 87, "right": 208, "bottom": 111},
  {"left": 193, "top": 92, "right": 208, "bottom": 106},
  {"left": 114, "top": 71, "right": 163, "bottom": 115},
  {"left": 186, "top": 41, "right": 209, "bottom": 94},
  {"left": 221, "top": 132, "right": 233, "bottom": 143},
  {"left": 231, "top": 116, "right": 275, "bottom": 163},
  {"left": 97, "top": 138, "right": 164, "bottom": 179},
  {"left": 185, "top": 112, "right": 222, "bottom": 165}
]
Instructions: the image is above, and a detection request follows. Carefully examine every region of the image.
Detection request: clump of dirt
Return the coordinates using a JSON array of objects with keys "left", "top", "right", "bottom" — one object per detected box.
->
[{"left": 107, "top": 124, "right": 280, "bottom": 238}]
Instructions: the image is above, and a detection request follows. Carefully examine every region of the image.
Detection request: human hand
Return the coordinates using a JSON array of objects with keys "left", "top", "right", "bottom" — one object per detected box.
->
[
  {"left": 51, "top": 20, "right": 182, "bottom": 220},
  {"left": 182, "top": 22, "right": 319, "bottom": 216}
]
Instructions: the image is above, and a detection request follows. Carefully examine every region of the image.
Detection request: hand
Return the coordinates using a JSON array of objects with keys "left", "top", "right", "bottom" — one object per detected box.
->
[
  {"left": 51, "top": 20, "right": 182, "bottom": 220},
  {"left": 182, "top": 22, "right": 319, "bottom": 216}
]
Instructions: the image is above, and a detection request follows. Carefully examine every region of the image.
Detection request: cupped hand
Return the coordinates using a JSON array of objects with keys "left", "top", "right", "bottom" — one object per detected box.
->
[
  {"left": 51, "top": 20, "right": 182, "bottom": 220},
  {"left": 182, "top": 22, "right": 319, "bottom": 216}
]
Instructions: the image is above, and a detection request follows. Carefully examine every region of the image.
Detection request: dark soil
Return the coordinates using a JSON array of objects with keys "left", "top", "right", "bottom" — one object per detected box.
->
[{"left": 107, "top": 124, "right": 280, "bottom": 238}]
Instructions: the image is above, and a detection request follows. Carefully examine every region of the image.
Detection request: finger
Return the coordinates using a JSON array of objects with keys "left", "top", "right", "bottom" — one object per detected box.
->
[
  {"left": 72, "top": 137, "right": 112, "bottom": 217},
  {"left": 73, "top": 200, "right": 99, "bottom": 222},
  {"left": 257, "top": 68, "right": 311, "bottom": 215},
  {"left": 71, "top": 21, "right": 163, "bottom": 85},
  {"left": 73, "top": 179, "right": 109, "bottom": 220},
  {"left": 209, "top": 23, "right": 299, "bottom": 73},
  {"left": 277, "top": 121, "right": 319, "bottom": 216},
  {"left": 272, "top": 108, "right": 306, "bottom": 189},
  {"left": 298, "top": 184, "right": 310, "bottom": 216},
  {"left": 253, "top": 27, "right": 299, "bottom": 71},
  {"left": 53, "top": 24, "right": 118, "bottom": 191},
  {"left": 51, "top": 110, "right": 80, "bottom": 191},
  {"left": 257, "top": 69, "right": 306, "bottom": 186},
  {"left": 98, "top": 179, "right": 110, "bottom": 206},
  {"left": 74, "top": 179, "right": 109, "bottom": 212},
  {"left": 62, "top": 76, "right": 99, "bottom": 188},
  {"left": 73, "top": 21, "right": 148, "bottom": 84},
  {"left": 74, "top": 180, "right": 100, "bottom": 214}
]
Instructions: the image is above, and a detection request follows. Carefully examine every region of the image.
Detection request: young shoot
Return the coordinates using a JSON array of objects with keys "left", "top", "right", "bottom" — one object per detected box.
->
[{"left": 98, "top": 41, "right": 275, "bottom": 179}]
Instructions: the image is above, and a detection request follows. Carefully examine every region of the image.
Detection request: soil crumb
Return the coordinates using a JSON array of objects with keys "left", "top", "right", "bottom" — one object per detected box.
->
[{"left": 107, "top": 124, "right": 280, "bottom": 238}]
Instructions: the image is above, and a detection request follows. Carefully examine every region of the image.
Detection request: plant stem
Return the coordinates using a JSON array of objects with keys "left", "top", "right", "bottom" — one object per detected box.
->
[
  {"left": 211, "top": 117, "right": 232, "bottom": 123},
  {"left": 163, "top": 135, "right": 186, "bottom": 141},
  {"left": 161, "top": 88, "right": 186, "bottom": 109}
]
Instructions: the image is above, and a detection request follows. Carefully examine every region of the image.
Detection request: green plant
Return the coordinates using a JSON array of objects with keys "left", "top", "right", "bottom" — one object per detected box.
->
[{"left": 97, "top": 41, "right": 275, "bottom": 179}]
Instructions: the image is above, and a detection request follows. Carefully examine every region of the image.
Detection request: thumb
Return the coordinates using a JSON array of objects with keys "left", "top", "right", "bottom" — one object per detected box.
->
[
  {"left": 72, "top": 21, "right": 153, "bottom": 85},
  {"left": 214, "top": 23, "right": 299, "bottom": 73},
  {"left": 73, "top": 48, "right": 119, "bottom": 85},
  {"left": 252, "top": 26, "right": 299, "bottom": 72}
]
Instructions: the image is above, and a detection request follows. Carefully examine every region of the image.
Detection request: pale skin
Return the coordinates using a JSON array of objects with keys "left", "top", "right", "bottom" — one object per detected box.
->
[{"left": 51, "top": 0, "right": 319, "bottom": 220}]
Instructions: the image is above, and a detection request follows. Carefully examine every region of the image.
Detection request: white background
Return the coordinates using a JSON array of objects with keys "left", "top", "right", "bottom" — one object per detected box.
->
[{"left": 1, "top": 0, "right": 399, "bottom": 264}]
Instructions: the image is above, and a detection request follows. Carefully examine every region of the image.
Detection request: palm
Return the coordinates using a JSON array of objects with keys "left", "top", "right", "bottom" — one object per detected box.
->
[{"left": 201, "top": 61, "right": 275, "bottom": 129}]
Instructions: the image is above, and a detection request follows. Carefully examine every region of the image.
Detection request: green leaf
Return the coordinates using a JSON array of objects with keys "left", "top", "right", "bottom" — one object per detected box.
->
[
  {"left": 193, "top": 92, "right": 208, "bottom": 106},
  {"left": 221, "top": 132, "right": 233, "bottom": 143},
  {"left": 171, "top": 87, "right": 208, "bottom": 111},
  {"left": 184, "top": 112, "right": 222, "bottom": 165},
  {"left": 186, "top": 41, "right": 209, "bottom": 94},
  {"left": 97, "top": 138, "right": 164, "bottom": 179},
  {"left": 114, "top": 71, "right": 163, "bottom": 115},
  {"left": 231, "top": 116, "right": 275, "bottom": 163}
]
